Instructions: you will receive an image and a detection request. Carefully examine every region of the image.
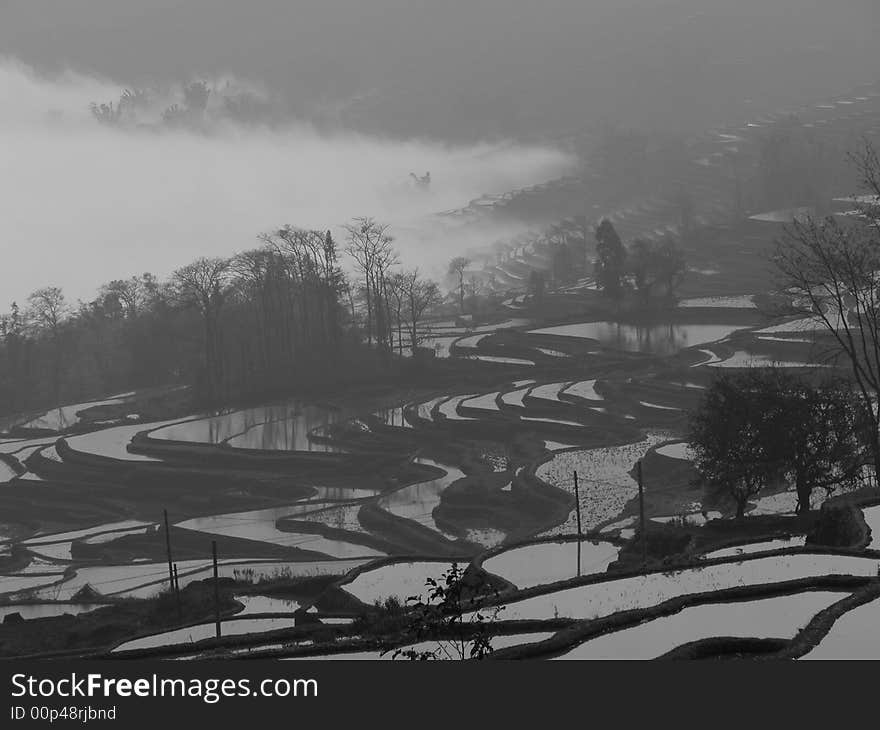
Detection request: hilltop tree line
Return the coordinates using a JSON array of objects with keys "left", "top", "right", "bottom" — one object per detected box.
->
[
  {"left": 0, "top": 218, "right": 442, "bottom": 416},
  {"left": 89, "top": 81, "right": 284, "bottom": 131},
  {"left": 593, "top": 219, "right": 686, "bottom": 304}
]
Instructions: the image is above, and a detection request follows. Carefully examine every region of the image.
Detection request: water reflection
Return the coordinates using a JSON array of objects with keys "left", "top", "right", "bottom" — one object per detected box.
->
[
  {"left": 175, "top": 505, "right": 384, "bottom": 559},
  {"left": 378, "top": 457, "right": 464, "bottom": 537},
  {"left": 373, "top": 407, "right": 413, "bottom": 429},
  {"left": 16, "top": 393, "right": 135, "bottom": 432},
  {"left": 529, "top": 322, "right": 746, "bottom": 355},
  {"left": 152, "top": 401, "right": 352, "bottom": 452}
]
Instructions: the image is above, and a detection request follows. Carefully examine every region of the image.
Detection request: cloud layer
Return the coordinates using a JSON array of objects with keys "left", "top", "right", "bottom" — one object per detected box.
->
[{"left": 0, "top": 61, "right": 572, "bottom": 305}]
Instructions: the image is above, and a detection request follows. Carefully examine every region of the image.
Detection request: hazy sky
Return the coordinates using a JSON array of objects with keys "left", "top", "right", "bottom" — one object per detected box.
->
[{"left": 2, "top": 1, "right": 877, "bottom": 139}]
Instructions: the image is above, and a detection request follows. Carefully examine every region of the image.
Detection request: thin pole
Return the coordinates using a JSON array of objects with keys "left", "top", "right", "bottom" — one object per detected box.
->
[
  {"left": 574, "top": 471, "right": 583, "bottom": 576},
  {"left": 637, "top": 460, "right": 647, "bottom": 572},
  {"left": 163, "top": 509, "right": 174, "bottom": 590},
  {"left": 212, "top": 540, "right": 221, "bottom": 638},
  {"left": 173, "top": 563, "right": 181, "bottom": 620}
]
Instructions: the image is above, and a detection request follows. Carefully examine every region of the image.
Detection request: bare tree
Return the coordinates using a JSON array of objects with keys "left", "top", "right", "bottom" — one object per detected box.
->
[
  {"left": 99, "top": 278, "right": 144, "bottom": 318},
  {"left": 230, "top": 248, "right": 275, "bottom": 378},
  {"left": 448, "top": 256, "right": 470, "bottom": 313},
  {"left": 172, "top": 257, "right": 232, "bottom": 402},
  {"left": 27, "top": 287, "right": 67, "bottom": 336},
  {"left": 27, "top": 287, "right": 69, "bottom": 405},
  {"left": 89, "top": 101, "right": 122, "bottom": 126},
  {"left": 345, "top": 218, "right": 398, "bottom": 351},
  {"left": 387, "top": 272, "right": 407, "bottom": 356},
  {"left": 773, "top": 141, "right": 880, "bottom": 482},
  {"left": 401, "top": 269, "right": 441, "bottom": 353}
]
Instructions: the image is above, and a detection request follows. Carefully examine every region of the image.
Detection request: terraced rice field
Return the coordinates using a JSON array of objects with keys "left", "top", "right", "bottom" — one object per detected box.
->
[
  {"left": 341, "top": 561, "right": 462, "bottom": 606},
  {"left": 377, "top": 458, "right": 464, "bottom": 536},
  {"left": 563, "top": 380, "right": 603, "bottom": 401},
  {"left": 802, "top": 596, "right": 880, "bottom": 659},
  {"left": 539, "top": 432, "right": 675, "bottom": 534},
  {"left": 481, "top": 539, "right": 620, "bottom": 590},
  {"left": 491, "top": 554, "right": 880, "bottom": 622},
  {"left": 529, "top": 322, "right": 745, "bottom": 355},
  {"left": 557, "top": 591, "right": 844, "bottom": 659}
]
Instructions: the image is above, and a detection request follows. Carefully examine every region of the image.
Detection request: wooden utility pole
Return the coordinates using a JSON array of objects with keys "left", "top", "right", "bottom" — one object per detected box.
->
[
  {"left": 163, "top": 509, "right": 174, "bottom": 590},
  {"left": 637, "top": 460, "right": 647, "bottom": 572},
  {"left": 574, "top": 471, "right": 583, "bottom": 576},
  {"left": 173, "top": 563, "right": 181, "bottom": 620},
  {"left": 212, "top": 540, "right": 221, "bottom": 638}
]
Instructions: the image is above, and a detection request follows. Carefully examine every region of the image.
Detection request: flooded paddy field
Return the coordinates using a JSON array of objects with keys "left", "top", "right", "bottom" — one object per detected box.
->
[
  {"left": 802, "top": 594, "right": 880, "bottom": 659},
  {"left": 1, "top": 247, "right": 878, "bottom": 660},
  {"left": 377, "top": 458, "right": 465, "bottom": 537},
  {"left": 340, "top": 560, "right": 463, "bottom": 606},
  {"left": 481, "top": 538, "right": 621, "bottom": 590},
  {"left": 3, "top": 557, "right": 371, "bottom": 603},
  {"left": 0, "top": 602, "right": 105, "bottom": 622},
  {"left": 149, "top": 400, "right": 353, "bottom": 453},
  {"left": 0, "top": 330, "right": 796, "bottom": 656},
  {"left": 556, "top": 591, "right": 845, "bottom": 659},
  {"left": 491, "top": 553, "right": 880, "bottom": 622},
  {"left": 862, "top": 505, "right": 880, "bottom": 548},
  {"left": 528, "top": 321, "right": 750, "bottom": 356},
  {"left": 16, "top": 393, "right": 137, "bottom": 433},
  {"left": 175, "top": 507, "right": 386, "bottom": 560},
  {"left": 537, "top": 432, "right": 678, "bottom": 535},
  {"left": 703, "top": 537, "right": 808, "bottom": 559},
  {"left": 113, "top": 616, "right": 299, "bottom": 653}
]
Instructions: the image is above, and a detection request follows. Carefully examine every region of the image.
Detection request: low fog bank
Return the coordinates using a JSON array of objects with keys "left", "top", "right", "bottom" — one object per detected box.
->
[{"left": 0, "top": 61, "right": 573, "bottom": 304}]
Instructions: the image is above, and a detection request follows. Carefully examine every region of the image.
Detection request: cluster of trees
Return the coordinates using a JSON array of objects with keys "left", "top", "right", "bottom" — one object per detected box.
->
[
  {"left": 690, "top": 142, "right": 880, "bottom": 517},
  {"left": 593, "top": 219, "right": 686, "bottom": 304},
  {"left": 445, "top": 256, "right": 504, "bottom": 317},
  {"left": 90, "top": 81, "right": 282, "bottom": 131},
  {"left": 447, "top": 257, "right": 471, "bottom": 313},
  {"left": 772, "top": 141, "right": 880, "bottom": 481},
  {"left": 689, "top": 370, "right": 868, "bottom": 517},
  {"left": 345, "top": 218, "right": 441, "bottom": 356},
  {"left": 0, "top": 276, "right": 181, "bottom": 416},
  {"left": 0, "top": 219, "right": 443, "bottom": 415}
]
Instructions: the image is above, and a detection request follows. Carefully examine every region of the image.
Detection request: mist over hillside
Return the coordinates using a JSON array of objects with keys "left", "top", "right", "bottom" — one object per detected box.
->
[
  {"left": 2, "top": 0, "right": 877, "bottom": 141},
  {"left": 0, "top": 61, "right": 571, "bottom": 304}
]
